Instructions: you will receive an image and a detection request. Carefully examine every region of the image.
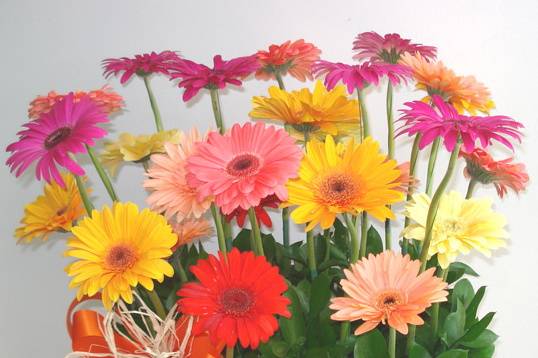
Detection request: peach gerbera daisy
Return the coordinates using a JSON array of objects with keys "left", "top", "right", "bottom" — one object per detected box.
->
[
  {"left": 330, "top": 251, "right": 448, "bottom": 335},
  {"left": 144, "top": 128, "right": 212, "bottom": 222},
  {"left": 400, "top": 53, "right": 494, "bottom": 114}
]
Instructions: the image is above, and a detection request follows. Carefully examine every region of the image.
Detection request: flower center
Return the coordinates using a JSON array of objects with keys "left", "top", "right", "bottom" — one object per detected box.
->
[
  {"left": 318, "top": 173, "right": 358, "bottom": 206},
  {"left": 44, "top": 127, "right": 72, "bottom": 149},
  {"left": 226, "top": 154, "right": 261, "bottom": 177},
  {"left": 219, "top": 287, "right": 254, "bottom": 316},
  {"left": 375, "top": 290, "right": 403, "bottom": 312},
  {"left": 438, "top": 219, "right": 464, "bottom": 238},
  {"left": 105, "top": 244, "right": 137, "bottom": 271}
]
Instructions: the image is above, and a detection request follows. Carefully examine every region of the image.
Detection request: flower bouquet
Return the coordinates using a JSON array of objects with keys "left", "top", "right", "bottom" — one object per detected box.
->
[{"left": 6, "top": 32, "right": 528, "bottom": 358}]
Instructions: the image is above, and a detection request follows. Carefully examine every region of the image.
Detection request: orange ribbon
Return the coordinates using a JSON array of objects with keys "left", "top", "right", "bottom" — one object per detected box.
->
[{"left": 66, "top": 295, "right": 222, "bottom": 358}]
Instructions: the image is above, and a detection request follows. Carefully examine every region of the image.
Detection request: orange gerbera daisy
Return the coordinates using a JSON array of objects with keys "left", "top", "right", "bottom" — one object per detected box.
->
[
  {"left": 330, "top": 251, "right": 448, "bottom": 335},
  {"left": 400, "top": 53, "right": 494, "bottom": 114},
  {"left": 172, "top": 218, "right": 213, "bottom": 251}
]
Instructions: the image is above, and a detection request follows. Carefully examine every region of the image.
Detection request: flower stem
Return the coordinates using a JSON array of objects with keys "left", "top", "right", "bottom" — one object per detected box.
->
[
  {"left": 389, "top": 328, "right": 397, "bottom": 358},
  {"left": 425, "top": 138, "right": 441, "bottom": 196},
  {"left": 74, "top": 175, "right": 94, "bottom": 216},
  {"left": 323, "top": 229, "right": 331, "bottom": 263},
  {"left": 85, "top": 145, "right": 119, "bottom": 202},
  {"left": 146, "top": 288, "right": 166, "bottom": 320},
  {"left": 357, "top": 88, "right": 370, "bottom": 139},
  {"left": 210, "top": 204, "right": 227, "bottom": 257},
  {"left": 306, "top": 230, "right": 317, "bottom": 279},
  {"left": 176, "top": 257, "right": 188, "bottom": 284},
  {"left": 359, "top": 212, "right": 369, "bottom": 259},
  {"left": 226, "top": 346, "right": 234, "bottom": 358},
  {"left": 248, "top": 208, "right": 264, "bottom": 256},
  {"left": 209, "top": 88, "right": 225, "bottom": 134},
  {"left": 419, "top": 141, "right": 462, "bottom": 272},
  {"left": 466, "top": 178, "right": 478, "bottom": 199},
  {"left": 385, "top": 82, "right": 394, "bottom": 251},
  {"left": 431, "top": 268, "right": 449, "bottom": 336},
  {"left": 142, "top": 76, "right": 164, "bottom": 132},
  {"left": 402, "top": 134, "right": 421, "bottom": 255},
  {"left": 340, "top": 322, "right": 350, "bottom": 343},
  {"left": 385, "top": 217, "right": 392, "bottom": 250},
  {"left": 223, "top": 221, "right": 233, "bottom": 251},
  {"left": 275, "top": 71, "right": 286, "bottom": 90},
  {"left": 344, "top": 214, "right": 359, "bottom": 263}
]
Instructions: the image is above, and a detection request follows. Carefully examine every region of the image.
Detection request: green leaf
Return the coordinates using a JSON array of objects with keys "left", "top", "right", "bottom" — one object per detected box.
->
[
  {"left": 233, "top": 228, "right": 252, "bottom": 251},
  {"left": 436, "top": 349, "right": 468, "bottom": 358},
  {"left": 450, "top": 262, "right": 479, "bottom": 277},
  {"left": 270, "top": 339, "right": 290, "bottom": 357},
  {"left": 198, "top": 241, "right": 208, "bottom": 259},
  {"left": 309, "top": 273, "right": 331, "bottom": 320},
  {"left": 465, "top": 287, "right": 486, "bottom": 328},
  {"left": 451, "top": 279, "right": 475, "bottom": 309},
  {"left": 353, "top": 329, "right": 389, "bottom": 358},
  {"left": 469, "top": 344, "right": 495, "bottom": 358},
  {"left": 443, "top": 300, "right": 466, "bottom": 346},
  {"left": 279, "top": 287, "right": 306, "bottom": 346},
  {"left": 294, "top": 280, "right": 311, "bottom": 315},
  {"left": 460, "top": 327, "right": 498, "bottom": 349},
  {"left": 456, "top": 312, "right": 495, "bottom": 347},
  {"left": 409, "top": 343, "right": 432, "bottom": 358},
  {"left": 366, "top": 226, "right": 383, "bottom": 255},
  {"left": 262, "top": 233, "right": 277, "bottom": 263}
]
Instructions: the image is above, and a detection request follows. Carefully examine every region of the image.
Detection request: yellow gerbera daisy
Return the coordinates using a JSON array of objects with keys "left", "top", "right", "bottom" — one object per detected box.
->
[
  {"left": 65, "top": 202, "right": 177, "bottom": 309},
  {"left": 286, "top": 136, "right": 404, "bottom": 231},
  {"left": 250, "top": 80, "right": 360, "bottom": 140},
  {"left": 101, "top": 129, "right": 181, "bottom": 175},
  {"left": 402, "top": 191, "right": 507, "bottom": 268},
  {"left": 15, "top": 173, "right": 86, "bottom": 243}
]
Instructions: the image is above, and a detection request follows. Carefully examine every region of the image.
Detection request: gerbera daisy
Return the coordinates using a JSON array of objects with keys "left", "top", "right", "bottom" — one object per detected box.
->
[
  {"left": 65, "top": 202, "right": 177, "bottom": 309},
  {"left": 397, "top": 95, "right": 523, "bottom": 152},
  {"left": 399, "top": 52, "right": 494, "bottom": 114},
  {"left": 102, "top": 51, "right": 181, "bottom": 84},
  {"left": 462, "top": 148, "right": 529, "bottom": 198},
  {"left": 144, "top": 129, "right": 212, "bottom": 223},
  {"left": 225, "top": 194, "right": 280, "bottom": 229},
  {"left": 330, "top": 251, "right": 448, "bottom": 335},
  {"left": 186, "top": 122, "right": 302, "bottom": 214},
  {"left": 15, "top": 173, "right": 86, "bottom": 243},
  {"left": 353, "top": 31, "right": 437, "bottom": 64},
  {"left": 28, "top": 86, "right": 124, "bottom": 119},
  {"left": 172, "top": 218, "right": 213, "bottom": 251},
  {"left": 285, "top": 136, "right": 404, "bottom": 231},
  {"left": 6, "top": 93, "right": 108, "bottom": 186},
  {"left": 255, "top": 39, "right": 321, "bottom": 82},
  {"left": 169, "top": 54, "right": 260, "bottom": 101},
  {"left": 403, "top": 191, "right": 508, "bottom": 268},
  {"left": 177, "top": 248, "right": 291, "bottom": 349},
  {"left": 250, "top": 80, "right": 360, "bottom": 139},
  {"left": 101, "top": 129, "right": 181, "bottom": 176},
  {"left": 313, "top": 60, "right": 412, "bottom": 93}
]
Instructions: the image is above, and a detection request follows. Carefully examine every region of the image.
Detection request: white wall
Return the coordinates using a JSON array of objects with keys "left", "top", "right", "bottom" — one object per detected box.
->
[{"left": 1, "top": 0, "right": 536, "bottom": 356}]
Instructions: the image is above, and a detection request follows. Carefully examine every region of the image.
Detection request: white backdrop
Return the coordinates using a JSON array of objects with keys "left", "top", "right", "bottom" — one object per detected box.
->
[{"left": 1, "top": 0, "right": 537, "bottom": 356}]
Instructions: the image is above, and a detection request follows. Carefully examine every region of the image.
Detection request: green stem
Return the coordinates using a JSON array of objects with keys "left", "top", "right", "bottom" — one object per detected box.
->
[
  {"left": 142, "top": 76, "right": 164, "bottom": 132},
  {"left": 323, "top": 229, "right": 331, "bottom": 263},
  {"left": 402, "top": 134, "right": 422, "bottom": 255},
  {"left": 210, "top": 204, "right": 227, "bottom": 257},
  {"left": 85, "top": 145, "right": 119, "bottom": 202},
  {"left": 226, "top": 346, "right": 234, "bottom": 358},
  {"left": 431, "top": 269, "right": 449, "bottom": 336},
  {"left": 385, "top": 216, "right": 392, "bottom": 250},
  {"left": 389, "top": 328, "right": 396, "bottom": 358},
  {"left": 209, "top": 88, "right": 225, "bottom": 134},
  {"left": 146, "top": 289, "right": 166, "bottom": 320},
  {"left": 419, "top": 141, "right": 462, "bottom": 272},
  {"left": 407, "top": 326, "right": 416, "bottom": 354},
  {"left": 223, "top": 221, "right": 233, "bottom": 251},
  {"left": 466, "top": 178, "right": 478, "bottom": 199},
  {"left": 340, "top": 322, "right": 350, "bottom": 343},
  {"left": 306, "top": 230, "right": 317, "bottom": 279},
  {"left": 275, "top": 71, "right": 286, "bottom": 90},
  {"left": 425, "top": 138, "right": 441, "bottom": 196},
  {"left": 248, "top": 208, "right": 264, "bottom": 256},
  {"left": 249, "top": 229, "right": 256, "bottom": 251},
  {"left": 359, "top": 212, "right": 369, "bottom": 259},
  {"left": 176, "top": 257, "right": 188, "bottom": 284},
  {"left": 282, "top": 207, "right": 290, "bottom": 250},
  {"left": 357, "top": 88, "right": 370, "bottom": 139},
  {"left": 74, "top": 175, "right": 94, "bottom": 216},
  {"left": 344, "top": 214, "right": 359, "bottom": 263},
  {"left": 386, "top": 82, "right": 395, "bottom": 158}
]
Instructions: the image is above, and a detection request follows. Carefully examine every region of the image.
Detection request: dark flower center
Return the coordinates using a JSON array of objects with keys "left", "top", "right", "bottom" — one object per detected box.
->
[
  {"left": 220, "top": 287, "right": 254, "bottom": 316},
  {"left": 44, "top": 127, "right": 72, "bottom": 149},
  {"left": 319, "top": 173, "right": 358, "bottom": 206},
  {"left": 376, "top": 291, "right": 403, "bottom": 311},
  {"left": 105, "top": 244, "right": 137, "bottom": 271},
  {"left": 226, "top": 154, "right": 261, "bottom": 177}
]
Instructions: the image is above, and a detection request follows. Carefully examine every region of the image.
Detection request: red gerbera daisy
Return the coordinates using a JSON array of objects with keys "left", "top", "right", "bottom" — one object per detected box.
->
[
  {"left": 225, "top": 194, "right": 280, "bottom": 229},
  {"left": 177, "top": 248, "right": 291, "bottom": 349}
]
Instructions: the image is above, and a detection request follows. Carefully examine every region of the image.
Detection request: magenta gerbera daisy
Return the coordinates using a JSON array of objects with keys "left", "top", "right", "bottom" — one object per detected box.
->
[
  {"left": 6, "top": 94, "right": 108, "bottom": 186},
  {"left": 397, "top": 95, "right": 523, "bottom": 152},
  {"left": 353, "top": 31, "right": 437, "bottom": 64},
  {"left": 102, "top": 50, "right": 181, "bottom": 84},
  {"left": 186, "top": 122, "right": 302, "bottom": 214},
  {"left": 313, "top": 60, "right": 412, "bottom": 93},
  {"left": 169, "top": 54, "right": 260, "bottom": 101}
]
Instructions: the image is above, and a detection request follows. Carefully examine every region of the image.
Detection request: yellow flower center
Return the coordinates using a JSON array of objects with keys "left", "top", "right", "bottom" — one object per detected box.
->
[
  {"left": 226, "top": 153, "right": 261, "bottom": 177},
  {"left": 44, "top": 127, "right": 72, "bottom": 149},
  {"left": 437, "top": 219, "right": 464, "bottom": 239},
  {"left": 219, "top": 287, "right": 254, "bottom": 316},
  {"left": 105, "top": 244, "right": 138, "bottom": 271},
  {"left": 318, "top": 173, "right": 358, "bottom": 206}
]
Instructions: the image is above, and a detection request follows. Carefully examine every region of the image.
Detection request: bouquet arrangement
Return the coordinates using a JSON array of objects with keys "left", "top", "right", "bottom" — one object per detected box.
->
[{"left": 6, "top": 32, "right": 529, "bottom": 358}]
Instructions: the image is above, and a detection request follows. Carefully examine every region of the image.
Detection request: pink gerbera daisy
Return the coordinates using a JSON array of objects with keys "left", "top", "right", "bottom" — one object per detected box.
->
[
  {"left": 353, "top": 31, "right": 437, "bottom": 64},
  {"left": 225, "top": 194, "right": 280, "bottom": 229},
  {"left": 102, "top": 51, "right": 181, "bottom": 84},
  {"left": 169, "top": 55, "right": 260, "bottom": 101},
  {"left": 313, "top": 60, "right": 412, "bottom": 93},
  {"left": 186, "top": 122, "right": 302, "bottom": 214},
  {"left": 397, "top": 95, "right": 523, "bottom": 152},
  {"left": 6, "top": 94, "right": 108, "bottom": 186},
  {"left": 144, "top": 128, "right": 212, "bottom": 223}
]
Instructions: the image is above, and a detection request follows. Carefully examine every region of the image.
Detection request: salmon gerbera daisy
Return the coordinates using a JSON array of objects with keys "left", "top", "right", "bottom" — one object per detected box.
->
[
  {"left": 330, "top": 251, "right": 448, "bottom": 335},
  {"left": 285, "top": 136, "right": 404, "bottom": 231},
  {"left": 177, "top": 248, "right": 291, "bottom": 349},
  {"left": 65, "top": 202, "right": 177, "bottom": 309},
  {"left": 6, "top": 93, "right": 108, "bottom": 187},
  {"left": 186, "top": 122, "right": 302, "bottom": 214},
  {"left": 172, "top": 218, "right": 213, "bottom": 251},
  {"left": 256, "top": 39, "right": 321, "bottom": 82}
]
